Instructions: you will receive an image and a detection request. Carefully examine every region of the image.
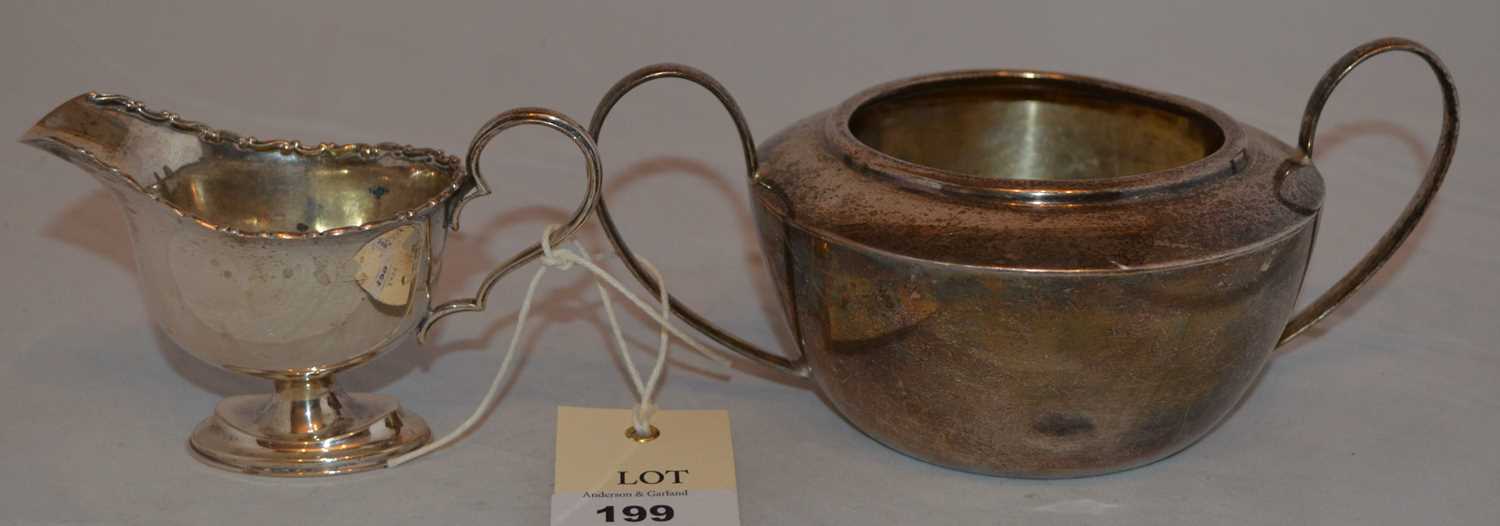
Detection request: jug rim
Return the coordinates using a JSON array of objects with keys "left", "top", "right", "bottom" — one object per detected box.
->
[
  {"left": 79, "top": 92, "right": 467, "bottom": 239},
  {"left": 825, "top": 70, "right": 1248, "bottom": 204}
]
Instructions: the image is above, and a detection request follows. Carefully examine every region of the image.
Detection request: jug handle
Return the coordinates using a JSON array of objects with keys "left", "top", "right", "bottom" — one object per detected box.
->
[
  {"left": 1278, "top": 37, "right": 1459, "bottom": 346},
  {"left": 417, "top": 108, "right": 603, "bottom": 343},
  {"left": 588, "top": 64, "right": 813, "bottom": 379}
]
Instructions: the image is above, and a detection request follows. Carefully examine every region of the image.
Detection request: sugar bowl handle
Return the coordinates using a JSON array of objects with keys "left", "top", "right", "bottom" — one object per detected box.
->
[
  {"left": 589, "top": 64, "right": 813, "bottom": 379},
  {"left": 1279, "top": 37, "right": 1459, "bottom": 346},
  {"left": 417, "top": 108, "right": 603, "bottom": 343}
]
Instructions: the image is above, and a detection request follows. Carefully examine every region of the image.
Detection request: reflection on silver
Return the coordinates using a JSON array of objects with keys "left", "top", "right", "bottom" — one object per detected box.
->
[
  {"left": 586, "top": 37, "right": 1459, "bottom": 478},
  {"left": 22, "top": 93, "right": 603, "bottom": 476}
]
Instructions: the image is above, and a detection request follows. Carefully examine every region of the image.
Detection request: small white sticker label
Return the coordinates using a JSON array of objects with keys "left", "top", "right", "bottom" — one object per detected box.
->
[
  {"left": 353, "top": 224, "right": 422, "bottom": 306},
  {"left": 552, "top": 407, "right": 740, "bottom": 526}
]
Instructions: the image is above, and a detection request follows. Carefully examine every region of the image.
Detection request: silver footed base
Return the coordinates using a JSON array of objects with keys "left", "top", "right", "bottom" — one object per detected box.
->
[{"left": 187, "top": 376, "right": 430, "bottom": 477}]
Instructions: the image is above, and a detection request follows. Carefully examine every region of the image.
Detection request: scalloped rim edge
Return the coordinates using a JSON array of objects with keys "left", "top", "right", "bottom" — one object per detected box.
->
[{"left": 84, "top": 92, "right": 469, "bottom": 239}]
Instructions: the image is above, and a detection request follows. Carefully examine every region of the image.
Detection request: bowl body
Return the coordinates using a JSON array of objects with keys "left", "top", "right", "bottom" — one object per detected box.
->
[{"left": 750, "top": 71, "right": 1323, "bottom": 476}]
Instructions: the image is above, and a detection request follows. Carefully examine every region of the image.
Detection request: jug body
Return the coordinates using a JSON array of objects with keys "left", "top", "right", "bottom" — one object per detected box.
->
[
  {"left": 23, "top": 93, "right": 465, "bottom": 377},
  {"left": 123, "top": 192, "right": 451, "bottom": 376}
]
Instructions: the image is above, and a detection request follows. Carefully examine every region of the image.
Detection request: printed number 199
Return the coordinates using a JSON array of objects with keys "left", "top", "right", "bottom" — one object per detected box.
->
[{"left": 596, "top": 505, "right": 674, "bottom": 522}]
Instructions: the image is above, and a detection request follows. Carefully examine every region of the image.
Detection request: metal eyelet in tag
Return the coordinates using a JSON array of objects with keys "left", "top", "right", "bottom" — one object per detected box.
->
[{"left": 553, "top": 407, "right": 740, "bottom": 526}]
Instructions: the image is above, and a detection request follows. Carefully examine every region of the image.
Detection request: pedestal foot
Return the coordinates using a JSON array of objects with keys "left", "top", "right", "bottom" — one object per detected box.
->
[{"left": 187, "top": 376, "right": 431, "bottom": 477}]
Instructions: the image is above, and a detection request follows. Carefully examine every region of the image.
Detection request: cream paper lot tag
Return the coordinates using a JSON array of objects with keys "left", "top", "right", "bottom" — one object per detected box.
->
[{"left": 553, "top": 407, "right": 740, "bottom": 526}]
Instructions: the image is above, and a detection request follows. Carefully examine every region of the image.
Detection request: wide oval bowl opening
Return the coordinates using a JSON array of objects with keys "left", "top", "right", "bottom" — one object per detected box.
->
[
  {"left": 158, "top": 153, "right": 458, "bottom": 234},
  {"left": 849, "top": 76, "right": 1226, "bottom": 182}
]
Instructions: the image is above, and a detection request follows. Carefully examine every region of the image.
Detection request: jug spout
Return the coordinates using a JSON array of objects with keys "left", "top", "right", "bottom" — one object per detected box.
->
[{"left": 20, "top": 92, "right": 207, "bottom": 196}]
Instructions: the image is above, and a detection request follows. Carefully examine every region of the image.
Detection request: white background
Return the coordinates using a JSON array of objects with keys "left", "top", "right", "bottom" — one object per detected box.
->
[{"left": 2, "top": 1, "right": 1496, "bottom": 524}]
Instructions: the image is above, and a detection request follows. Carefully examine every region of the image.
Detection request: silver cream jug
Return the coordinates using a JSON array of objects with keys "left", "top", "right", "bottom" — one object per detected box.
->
[{"left": 23, "top": 93, "right": 603, "bottom": 476}]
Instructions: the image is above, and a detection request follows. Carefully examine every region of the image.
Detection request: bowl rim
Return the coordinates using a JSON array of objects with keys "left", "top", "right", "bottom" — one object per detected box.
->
[{"left": 825, "top": 70, "right": 1248, "bottom": 204}]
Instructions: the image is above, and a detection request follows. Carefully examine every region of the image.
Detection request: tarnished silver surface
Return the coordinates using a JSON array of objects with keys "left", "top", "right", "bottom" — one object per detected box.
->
[
  {"left": 21, "top": 94, "right": 603, "bottom": 476},
  {"left": 588, "top": 38, "right": 1460, "bottom": 477}
]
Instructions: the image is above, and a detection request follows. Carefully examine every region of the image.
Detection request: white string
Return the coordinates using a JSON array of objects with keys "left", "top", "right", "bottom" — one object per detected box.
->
[{"left": 388, "top": 225, "right": 729, "bottom": 467}]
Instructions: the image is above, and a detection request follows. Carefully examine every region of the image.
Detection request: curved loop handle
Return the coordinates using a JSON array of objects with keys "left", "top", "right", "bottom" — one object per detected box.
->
[
  {"left": 1279, "top": 37, "right": 1460, "bottom": 346},
  {"left": 589, "top": 63, "right": 811, "bottom": 379},
  {"left": 417, "top": 108, "right": 603, "bottom": 343}
]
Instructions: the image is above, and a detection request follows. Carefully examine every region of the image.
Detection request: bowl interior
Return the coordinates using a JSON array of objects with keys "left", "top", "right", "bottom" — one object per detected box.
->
[
  {"left": 849, "top": 76, "right": 1225, "bottom": 182},
  {"left": 158, "top": 153, "right": 457, "bottom": 234}
]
